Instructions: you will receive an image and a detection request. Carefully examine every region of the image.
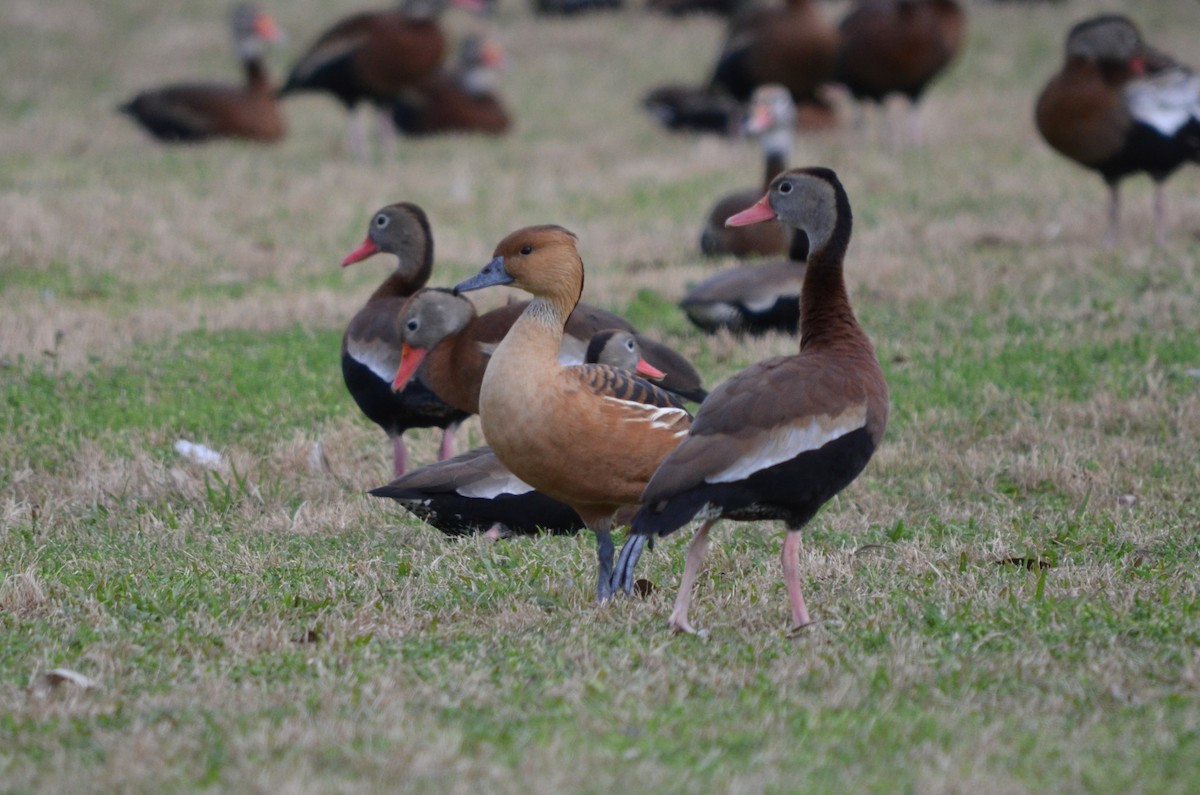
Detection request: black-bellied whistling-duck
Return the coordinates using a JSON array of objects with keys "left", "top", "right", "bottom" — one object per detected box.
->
[
  {"left": 370, "top": 446, "right": 585, "bottom": 537},
  {"left": 341, "top": 203, "right": 468, "bottom": 476},
  {"left": 452, "top": 226, "right": 693, "bottom": 601},
  {"left": 709, "top": 0, "right": 839, "bottom": 108},
  {"left": 1035, "top": 15, "right": 1200, "bottom": 245},
  {"left": 833, "top": 0, "right": 966, "bottom": 145},
  {"left": 279, "top": 0, "right": 473, "bottom": 156},
  {"left": 700, "top": 84, "right": 795, "bottom": 258},
  {"left": 615, "top": 167, "right": 889, "bottom": 634},
  {"left": 681, "top": 228, "right": 808, "bottom": 335},
  {"left": 371, "top": 331, "right": 676, "bottom": 539},
  {"left": 390, "top": 289, "right": 708, "bottom": 414},
  {"left": 118, "top": 4, "right": 286, "bottom": 143},
  {"left": 390, "top": 34, "right": 511, "bottom": 136}
]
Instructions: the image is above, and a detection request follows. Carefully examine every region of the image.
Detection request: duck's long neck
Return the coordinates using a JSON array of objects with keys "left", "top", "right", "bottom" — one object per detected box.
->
[
  {"left": 367, "top": 254, "right": 433, "bottom": 302},
  {"left": 243, "top": 58, "right": 271, "bottom": 91},
  {"left": 762, "top": 137, "right": 790, "bottom": 189},
  {"left": 499, "top": 297, "right": 570, "bottom": 365},
  {"left": 798, "top": 197, "right": 868, "bottom": 353}
]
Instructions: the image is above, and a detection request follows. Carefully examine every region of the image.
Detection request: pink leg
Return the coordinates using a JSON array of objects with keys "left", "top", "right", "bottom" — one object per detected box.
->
[
  {"left": 438, "top": 425, "right": 457, "bottom": 461},
  {"left": 483, "top": 523, "right": 505, "bottom": 540},
  {"left": 392, "top": 436, "right": 408, "bottom": 477},
  {"left": 1105, "top": 184, "right": 1120, "bottom": 247},
  {"left": 782, "top": 531, "right": 812, "bottom": 630},
  {"left": 1153, "top": 183, "right": 1167, "bottom": 246},
  {"left": 669, "top": 520, "right": 714, "bottom": 635}
]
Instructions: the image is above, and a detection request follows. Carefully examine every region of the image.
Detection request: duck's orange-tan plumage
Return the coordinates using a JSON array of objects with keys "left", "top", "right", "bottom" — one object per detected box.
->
[
  {"left": 454, "top": 226, "right": 692, "bottom": 600},
  {"left": 390, "top": 290, "right": 706, "bottom": 416}
]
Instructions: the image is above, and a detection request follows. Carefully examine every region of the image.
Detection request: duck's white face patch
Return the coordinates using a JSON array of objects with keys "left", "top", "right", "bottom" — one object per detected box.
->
[
  {"left": 602, "top": 397, "right": 690, "bottom": 436},
  {"left": 1126, "top": 69, "right": 1200, "bottom": 136},
  {"left": 705, "top": 402, "right": 868, "bottom": 484},
  {"left": 347, "top": 339, "right": 400, "bottom": 383}
]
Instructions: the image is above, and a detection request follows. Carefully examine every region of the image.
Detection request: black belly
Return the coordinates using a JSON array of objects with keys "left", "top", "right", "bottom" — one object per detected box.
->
[
  {"left": 635, "top": 426, "right": 877, "bottom": 537},
  {"left": 1096, "top": 118, "right": 1200, "bottom": 184},
  {"left": 369, "top": 485, "right": 584, "bottom": 538},
  {"left": 342, "top": 353, "right": 469, "bottom": 437}
]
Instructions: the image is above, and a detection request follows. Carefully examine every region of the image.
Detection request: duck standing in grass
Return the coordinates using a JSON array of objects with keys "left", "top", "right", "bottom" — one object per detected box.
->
[
  {"left": 699, "top": 84, "right": 797, "bottom": 259},
  {"left": 615, "top": 167, "right": 888, "bottom": 634},
  {"left": 340, "top": 203, "right": 468, "bottom": 476},
  {"left": 1035, "top": 15, "right": 1200, "bottom": 245},
  {"left": 453, "top": 226, "right": 692, "bottom": 601},
  {"left": 279, "top": 0, "right": 476, "bottom": 157}
]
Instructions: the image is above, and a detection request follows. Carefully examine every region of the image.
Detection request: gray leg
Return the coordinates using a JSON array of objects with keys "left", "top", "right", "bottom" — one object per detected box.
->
[
  {"left": 613, "top": 534, "right": 648, "bottom": 596},
  {"left": 594, "top": 522, "right": 615, "bottom": 603}
]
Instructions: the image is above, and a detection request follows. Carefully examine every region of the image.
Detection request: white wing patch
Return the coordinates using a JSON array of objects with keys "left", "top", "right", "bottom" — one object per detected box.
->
[
  {"left": 602, "top": 397, "right": 690, "bottom": 436},
  {"left": 458, "top": 473, "right": 536, "bottom": 499},
  {"left": 558, "top": 335, "right": 587, "bottom": 366},
  {"left": 346, "top": 340, "right": 400, "bottom": 383},
  {"left": 1126, "top": 68, "right": 1200, "bottom": 136},
  {"left": 705, "top": 402, "right": 868, "bottom": 484}
]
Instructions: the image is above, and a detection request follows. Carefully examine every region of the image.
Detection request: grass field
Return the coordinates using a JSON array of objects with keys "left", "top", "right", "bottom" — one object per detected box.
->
[{"left": 3, "top": 0, "right": 1200, "bottom": 791}]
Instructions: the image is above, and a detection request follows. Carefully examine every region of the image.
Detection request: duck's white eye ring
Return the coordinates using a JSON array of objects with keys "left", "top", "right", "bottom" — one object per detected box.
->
[
  {"left": 406, "top": 319, "right": 419, "bottom": 332},
  {"left": 778, "top": 182, "right": 793, "bottom": 195},
  {"left": 375, "top": 214, "right": 390, "bottom": 228}
]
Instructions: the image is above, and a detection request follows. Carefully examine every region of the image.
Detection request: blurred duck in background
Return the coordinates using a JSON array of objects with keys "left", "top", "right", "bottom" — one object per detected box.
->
[
  {"left": 1035, "top": 14, "right": 1200, "bottom": 245},
  {"left": 279, "top": 0, "right": 478, "bottom": 158},
  {"left": 833, "top": 0, "right": 966, "bottom": 146},
  {"left": 118, "top": 4, "right": 286, "bottom": 143},
  {"left": 699, "top": 84, "right": 796, "bottom": 259},
  {"left": 390, "top": 34, "right": 511, "bottom": 136},
  {"left": 708, "top": 0, "right": 839, "bottom": 119}
]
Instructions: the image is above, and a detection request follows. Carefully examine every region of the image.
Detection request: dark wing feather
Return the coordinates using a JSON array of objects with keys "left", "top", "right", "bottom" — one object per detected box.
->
[
  {"left": 641, "top": 354, "right": 875, "bottom": 503},
  {"left": 574, "top": 363, "right": 688, "bottom": 410}
]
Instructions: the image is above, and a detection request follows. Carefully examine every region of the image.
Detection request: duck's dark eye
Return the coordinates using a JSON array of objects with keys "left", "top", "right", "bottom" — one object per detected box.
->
[
  {"left": 778, "top": 182, "right": 793, "bottom": 195},
  {"left": 520, "top": 244, "right": 532, "bottom": 255},
  {"left": 625, "top": 339, "right": 636, "bottom": 353},
  {"left": 406, "top": 319, "right": 419, "bottom": 332},
  {"left": 374, "top": 214, "right": 390, "bottom": 228}
]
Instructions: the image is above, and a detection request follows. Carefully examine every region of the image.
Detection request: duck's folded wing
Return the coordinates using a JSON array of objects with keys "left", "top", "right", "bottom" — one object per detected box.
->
[
  {"left": 643, "top": 356, "right": 871, "bottom": 501},
  {"left": 574, "top": 363, "right": 690, "bottom": 412},
  {"left": 373, "top": 446, "right": 536, "bottom": 499}
]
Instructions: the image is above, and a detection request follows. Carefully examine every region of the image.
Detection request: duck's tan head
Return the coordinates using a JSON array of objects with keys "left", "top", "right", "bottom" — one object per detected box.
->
[
  {"left": 391, "top": 289, "right": 476, "bottom": 392},
  {"left": 341, "top": 203, "right": 433, "bottom": 282},
  {"left": 454, "top": 225, "right": 583, "bottom": 306}
]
